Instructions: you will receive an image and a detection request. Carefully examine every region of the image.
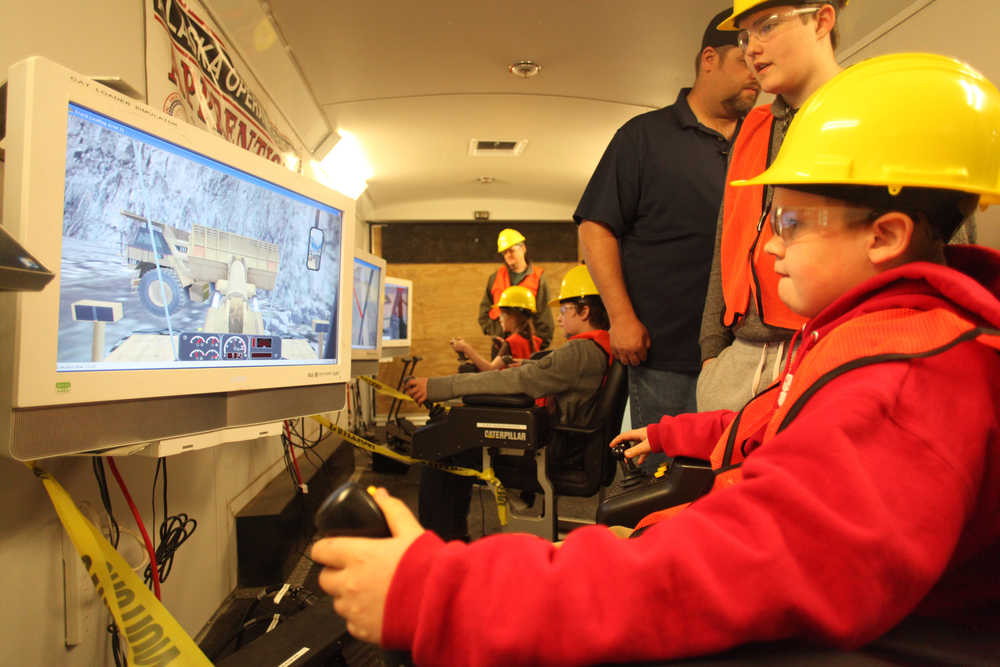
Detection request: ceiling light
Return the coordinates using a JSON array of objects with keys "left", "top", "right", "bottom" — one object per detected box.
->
[
  {"left": 477, "top": 176, "right": 496, "bottom": 184},
  {"left": 314, "top": 129, "right": 374, "bottom": 199},
  {"left": 508, "top": 60, "right": 541, "bottom": 78}
]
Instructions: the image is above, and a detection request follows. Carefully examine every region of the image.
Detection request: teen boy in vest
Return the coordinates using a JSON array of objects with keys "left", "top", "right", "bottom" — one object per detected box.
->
[
  {"left": 409, "top": 265, "right": 611, "bottom": 541},
  {"left": 477, "top": 227, "right": 555, "bottom": 349},
  {"left": 698, "top": 0, "right": 846, "bottom": 412},
  {"left": 312, "top": 55, "right": 1000, "bottom": 665}
]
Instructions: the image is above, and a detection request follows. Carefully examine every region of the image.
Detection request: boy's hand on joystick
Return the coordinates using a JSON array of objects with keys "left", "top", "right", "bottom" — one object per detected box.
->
[
  {"left": 404, "top": 376, "right": 429, "bottom": 404},
  {"left": 609, "top": 427, "right": 651, "bottom": 466}
]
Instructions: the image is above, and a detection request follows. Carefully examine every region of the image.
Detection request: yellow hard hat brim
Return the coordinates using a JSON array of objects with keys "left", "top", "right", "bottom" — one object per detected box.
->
[{"left": 731, "top": 53, "right": 1000, "bottom": 206}]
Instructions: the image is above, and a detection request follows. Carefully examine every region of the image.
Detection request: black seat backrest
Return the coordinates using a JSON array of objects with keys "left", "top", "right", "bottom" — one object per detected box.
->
[{"left": 546, "top": 359, "right": 629, "bottom": 496}]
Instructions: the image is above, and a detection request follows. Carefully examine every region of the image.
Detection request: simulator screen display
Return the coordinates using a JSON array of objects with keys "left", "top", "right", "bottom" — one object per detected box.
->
[
  {"left": 351, "top": 258, "right": 381, "bottom": 350},
  {"left": 57, "top": 103, "right": 343, "bottom": 371},
  {"left": 383, "top": 283, "right": 409, "bottom": 342}
]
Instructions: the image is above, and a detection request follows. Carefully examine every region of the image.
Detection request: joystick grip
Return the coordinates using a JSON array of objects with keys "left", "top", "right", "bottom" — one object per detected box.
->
[{"left": 315, "top": 482, "right": 391, "bottom": 538}]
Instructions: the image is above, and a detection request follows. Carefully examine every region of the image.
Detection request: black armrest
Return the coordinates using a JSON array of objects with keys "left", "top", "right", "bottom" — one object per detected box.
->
[{"left": 462, "top": 393, "right": 534, "bottom": 408}]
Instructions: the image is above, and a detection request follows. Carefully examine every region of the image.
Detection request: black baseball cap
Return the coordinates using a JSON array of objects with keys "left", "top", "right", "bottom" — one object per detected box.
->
[{"left": 702, "top": 8, "right": 740, "bottom": 50}]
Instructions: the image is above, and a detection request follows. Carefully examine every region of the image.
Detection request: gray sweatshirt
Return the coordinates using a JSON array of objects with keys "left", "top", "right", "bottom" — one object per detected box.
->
[{"left": 426, "top": 337, "right": 608, "bottom": 426}]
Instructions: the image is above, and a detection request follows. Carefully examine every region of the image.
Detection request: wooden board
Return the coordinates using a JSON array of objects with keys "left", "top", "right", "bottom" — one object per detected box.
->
[{"left": 375, "top": 260, "right": 580, "bottom": 415}]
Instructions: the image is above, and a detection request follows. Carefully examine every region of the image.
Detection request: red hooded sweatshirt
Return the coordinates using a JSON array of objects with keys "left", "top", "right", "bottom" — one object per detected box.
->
[{"left": 382, "top": 245, "right": 1000, "bottom": 666}]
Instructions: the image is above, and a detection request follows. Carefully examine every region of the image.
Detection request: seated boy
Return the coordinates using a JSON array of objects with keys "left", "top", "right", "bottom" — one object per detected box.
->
[
  {"left": 311, "top": 53, "right": 1000, "bottom": 664},
  {"left": 405, "top": 265, "right": 612, "bottom": 541}
]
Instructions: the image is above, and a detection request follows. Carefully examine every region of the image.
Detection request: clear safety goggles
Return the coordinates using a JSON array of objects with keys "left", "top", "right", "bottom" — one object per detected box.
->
[
  {"left": 770, "top": 204, "right": 878, "bottom": 243},
  {"left": 738, "top": 7, "right": 820, "bottom": 52}
]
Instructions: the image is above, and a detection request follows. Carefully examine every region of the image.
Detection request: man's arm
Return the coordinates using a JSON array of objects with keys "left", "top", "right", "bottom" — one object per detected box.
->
[
  {"left": 578, "top": 220, "right": 649, "bottom": 365},
  {"left": 426, "top": 340, "right": 604, "bottom": 402}
]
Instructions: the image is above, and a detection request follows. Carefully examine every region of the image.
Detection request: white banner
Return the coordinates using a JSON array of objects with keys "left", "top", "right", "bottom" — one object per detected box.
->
[{"left": 145, "top": 0, "right": 300, "bottom": 166}]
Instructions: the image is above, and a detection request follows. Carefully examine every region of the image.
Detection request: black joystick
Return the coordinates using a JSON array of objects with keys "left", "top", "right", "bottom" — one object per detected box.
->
[{"left": 314, "top": 481, "right": 391, "bottom": 538}]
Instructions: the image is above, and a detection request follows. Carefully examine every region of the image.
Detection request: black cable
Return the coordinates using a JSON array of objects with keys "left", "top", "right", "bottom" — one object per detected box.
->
[
  {"left": 208, "top": 586, "right": 318, "bottom": 661},
  {"left": 144, "top": 513, "right": 197, "bottom": 585},
  {"left": 152, "top": 457, "right": 164, "bottom": 556},
  {"left": 108, "top": 623, "right": 125, "bottom": 667},
  {"left": 145, "top": 458, "right": 196, "bottom": 587},
  {"left": 92, "top": 458, "right": 120, "bottom": 548}
]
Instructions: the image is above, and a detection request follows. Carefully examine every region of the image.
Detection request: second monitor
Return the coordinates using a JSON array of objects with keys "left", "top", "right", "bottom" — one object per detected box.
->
[
  {"left": 350, "top": 251, "right": 387, "bottom": 367},
  {"left": 382, "top": 276, "right": 413, "bottom": 358}
]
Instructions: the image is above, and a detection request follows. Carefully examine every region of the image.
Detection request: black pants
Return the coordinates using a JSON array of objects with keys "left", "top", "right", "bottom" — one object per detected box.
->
[{"left": 417, "top": 448, "right": 481, "bottom": 542}]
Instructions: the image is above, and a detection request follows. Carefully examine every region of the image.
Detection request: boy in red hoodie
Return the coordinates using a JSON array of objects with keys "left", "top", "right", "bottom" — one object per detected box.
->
[{"left": 311, "top": 53, "right": 1000, "bottom": 665}]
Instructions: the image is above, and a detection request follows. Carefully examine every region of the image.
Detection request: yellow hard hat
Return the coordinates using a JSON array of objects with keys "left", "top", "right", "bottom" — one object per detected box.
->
[
  {"left": 733, "top": 53, "right": 1000, "bottom": 206},
  {"left": 549, "top": 265, "right": 599, "bottom": 306},
  {"left": 717, "top": 0, "right": 847, "bottom": 31},
  {"left": 497, "top": 228, "right": 526, "bottom": 253},
  {"left": 497, "top": 285, "right": 537, "bottom": 312}
]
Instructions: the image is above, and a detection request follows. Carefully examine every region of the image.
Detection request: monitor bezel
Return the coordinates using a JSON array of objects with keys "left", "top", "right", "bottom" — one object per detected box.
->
[
  {"left": 2, "top": 56, "right": 355, "bottom": 411},
  {"left": 350, "top": 250, "right": 386, "bottom": 361}
]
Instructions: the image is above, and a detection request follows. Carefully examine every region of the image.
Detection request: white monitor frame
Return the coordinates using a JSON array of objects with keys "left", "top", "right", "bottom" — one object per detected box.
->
[
  {"left": 382, "top": 275, "right": 413, "bottom": 356},
  {"left": 350, "top": 251, "right": 386, "bottom": 362},
  {"left": 0, "top": 57, "right": 356, "bottom": 459}
]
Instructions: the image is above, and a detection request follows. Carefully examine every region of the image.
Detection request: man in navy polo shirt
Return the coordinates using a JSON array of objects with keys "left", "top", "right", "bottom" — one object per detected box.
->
[{"left": 575, "top": 6, "right": 759, "bottom": 448}]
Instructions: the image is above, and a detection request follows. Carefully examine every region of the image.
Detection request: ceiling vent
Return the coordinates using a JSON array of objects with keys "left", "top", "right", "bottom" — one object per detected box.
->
[{"left": 468, "top": 139, "right": 528, "bottom": 157}]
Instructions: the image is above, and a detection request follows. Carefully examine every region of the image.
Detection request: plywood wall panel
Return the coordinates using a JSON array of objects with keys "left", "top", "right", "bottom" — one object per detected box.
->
[{"left": 376, "top": 261, "right": 580, "bottom": 415}]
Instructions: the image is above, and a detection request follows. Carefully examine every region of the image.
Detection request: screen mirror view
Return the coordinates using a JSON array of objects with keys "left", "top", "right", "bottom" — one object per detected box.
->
[
  {"left": 351, "top": 258, "right": 381, "bottom": 350},
  {"left": 58, "top": 103, "right": 344, "bottom": 371}
]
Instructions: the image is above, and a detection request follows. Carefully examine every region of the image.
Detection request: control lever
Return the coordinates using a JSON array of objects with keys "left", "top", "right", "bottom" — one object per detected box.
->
[{"left": 315, "top": 481, "right": 390, "bottom": 538}]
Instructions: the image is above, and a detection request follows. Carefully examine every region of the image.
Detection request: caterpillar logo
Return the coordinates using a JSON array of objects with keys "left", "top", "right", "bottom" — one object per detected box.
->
[
  {"left": 483, "top": 429, "right": 527, "bottom": 441},
  {"left": 477, "top": 422, "right": 528, "bottom": 441}
]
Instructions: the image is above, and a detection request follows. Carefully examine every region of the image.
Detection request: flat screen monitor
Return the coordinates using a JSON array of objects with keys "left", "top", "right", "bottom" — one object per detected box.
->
[
  {"left": 382, "top": 276, "right": 412, "bottom": 356},
  {"left": 0, "top": 57, "right": 356, "bottom": 459},
  {"left": 350, "top": 251, "right": 385, "bottom": 361}
]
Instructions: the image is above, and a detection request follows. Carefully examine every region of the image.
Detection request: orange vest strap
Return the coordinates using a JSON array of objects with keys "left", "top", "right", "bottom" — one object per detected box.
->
[
  {"left": 720, "top": 106, "right": 805, "bottom": 331},
  {"left": 570, "top": 329, "right": 613, "bottom": 364},
  {"left": 636, "top": 307, "right": 995, "bottom": 531}
]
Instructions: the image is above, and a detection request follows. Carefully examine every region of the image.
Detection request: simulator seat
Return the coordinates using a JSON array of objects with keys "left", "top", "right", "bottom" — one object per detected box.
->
[{"left": 411, "top": 360, "right": 629, "bottom": 541}]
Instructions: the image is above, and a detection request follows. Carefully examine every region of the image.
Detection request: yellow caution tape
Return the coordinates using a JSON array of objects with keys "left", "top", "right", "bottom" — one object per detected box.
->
[
  {"left": 356, "top": 375, "right": 450, "bottom": 412},
  {"left": 310, "top": 414, "right": 508, "bottom": 525},
  {"left": 29, "top": 463, "right": 213, "bottom": 666}
]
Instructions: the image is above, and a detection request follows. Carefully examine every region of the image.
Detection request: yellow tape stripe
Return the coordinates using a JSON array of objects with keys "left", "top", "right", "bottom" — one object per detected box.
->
[
  {"left": 356, "top": 375, "right": 450, "bottom": 412},
  {"left": 357, "top": 375, "right": 413, "bottom": 402},
  {"left": 310, "top": 415, "right": 507, "bottom": 525},
  {"left": 30, "top": 463, "right": 213, "bottom": 666}
]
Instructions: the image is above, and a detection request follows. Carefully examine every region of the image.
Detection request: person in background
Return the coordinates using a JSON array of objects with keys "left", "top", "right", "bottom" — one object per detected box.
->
[
  {"left": 409, "top": 265, "right": 610, "bottom": 542},
  {"left": 576, "top": 6, "right": 759, "bottom": 439},
  {"left": 478, "top": 227, "right": 555, "bottom": 350},
  {"left": 451, "top": 285, "right": 541, "bottom": 371},
  {"left": 311, "top": 53, "right": 1000, "bottom": 666}
]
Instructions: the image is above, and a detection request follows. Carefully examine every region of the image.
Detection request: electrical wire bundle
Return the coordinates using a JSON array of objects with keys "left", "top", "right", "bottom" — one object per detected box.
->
[
  {"left": 207, "top": 584, "right": 318, "bottom": 661},
  {"left": 146, "top": 457, "right": 197, "bottom": 588},
  {"left": 281, "top": 417, "right": 337, "bottom": 492}
]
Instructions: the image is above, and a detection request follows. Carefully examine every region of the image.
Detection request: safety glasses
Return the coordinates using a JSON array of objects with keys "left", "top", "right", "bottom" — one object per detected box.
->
[
  {"left": 738, "top": 7, "right": 820, "bottom": 52},
  {"left": 770, "top": 204, "right": 879, "bottom": 244}
]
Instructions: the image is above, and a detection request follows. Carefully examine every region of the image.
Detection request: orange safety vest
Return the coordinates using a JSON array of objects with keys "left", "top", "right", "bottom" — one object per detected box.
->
[
  {"left": 489, "top": 265, "right": 544, "bottom": 320},
  {"left": 635, "top": 308, "right": 1000, "bottom": 530},
  {"left": 505, "top": 332, "right": 543, "bottom": 360},
  {"left": 720, "top": 106, "right": 805, "bottom": 331},
  {"left": 569, "top": 328, "right": 613, "bottom": 364},
  {"left": 536, "top": 329, "right": 613, "bottom": 409}
]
